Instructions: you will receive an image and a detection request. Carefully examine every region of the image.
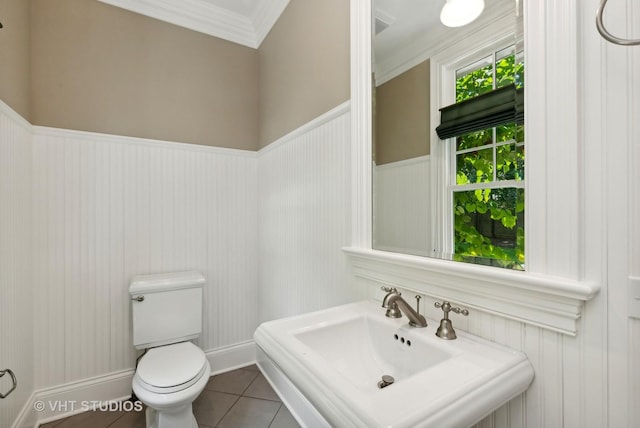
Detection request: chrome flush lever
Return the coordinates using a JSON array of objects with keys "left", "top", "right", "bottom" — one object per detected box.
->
[{"left": 131, "top": 295, "right": 144, "bottom": 302}]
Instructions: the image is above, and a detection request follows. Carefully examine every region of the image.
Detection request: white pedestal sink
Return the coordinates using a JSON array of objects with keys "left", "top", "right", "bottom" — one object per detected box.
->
[{"left": 254, "top": 300, "right": 534, "bottom": 428}]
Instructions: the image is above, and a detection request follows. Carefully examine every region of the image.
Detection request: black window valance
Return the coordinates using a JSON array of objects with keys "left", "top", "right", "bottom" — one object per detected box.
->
[{"left": 436, "top": 84, "right": 524, "bottom": 140}]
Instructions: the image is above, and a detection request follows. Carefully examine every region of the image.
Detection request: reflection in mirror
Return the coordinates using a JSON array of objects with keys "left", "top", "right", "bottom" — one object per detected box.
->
[{"left": 372, "top": 0, "right": 524, "bottom": 269}]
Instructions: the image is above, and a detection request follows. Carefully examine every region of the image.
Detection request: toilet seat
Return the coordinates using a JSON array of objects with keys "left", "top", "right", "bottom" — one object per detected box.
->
[{"left": 136, "top": 341, "right": 208, "bottom": 394}]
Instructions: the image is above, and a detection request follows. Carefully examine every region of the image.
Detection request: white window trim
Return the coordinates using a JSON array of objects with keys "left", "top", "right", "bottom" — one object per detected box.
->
[{"left": 347, "top": 0, "right": 599, "bottom": 336}]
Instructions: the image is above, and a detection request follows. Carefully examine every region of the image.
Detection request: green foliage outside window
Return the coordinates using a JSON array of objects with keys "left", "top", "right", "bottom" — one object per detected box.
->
[{"left": 453, "top": 51, "right": 525, "bottom": 270}]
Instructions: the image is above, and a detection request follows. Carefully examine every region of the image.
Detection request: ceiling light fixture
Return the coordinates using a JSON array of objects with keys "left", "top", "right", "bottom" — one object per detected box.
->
[{"left": 440, "top": 0, "right": 485, "bottom": 28}]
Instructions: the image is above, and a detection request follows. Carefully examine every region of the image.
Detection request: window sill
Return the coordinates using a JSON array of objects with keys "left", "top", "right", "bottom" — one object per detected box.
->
[{"left": 343, "top": 247, "right": 599, "bottom": 336}]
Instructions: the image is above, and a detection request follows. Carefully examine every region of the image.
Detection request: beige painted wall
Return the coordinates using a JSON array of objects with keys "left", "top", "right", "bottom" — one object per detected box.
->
[
  {"left": 0, "top": 0, "right": 31, "bottom": 119},
  {"left": 30, "top": 0, "right": 258, "bottom": 150},
  {"left": 6, "top": 0, "right": 349, "bottom": 150},
  {"left": 374, "top": 60, "right": 430, "bottom": 165},
  {"left": 257, "top": 0, "right": 350, "bottom": 149}
]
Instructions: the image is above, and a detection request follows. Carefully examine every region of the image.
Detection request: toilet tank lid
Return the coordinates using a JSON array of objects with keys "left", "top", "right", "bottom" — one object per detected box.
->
[{"left": 129, "top": 271, "right": 205, "bottom": 294}]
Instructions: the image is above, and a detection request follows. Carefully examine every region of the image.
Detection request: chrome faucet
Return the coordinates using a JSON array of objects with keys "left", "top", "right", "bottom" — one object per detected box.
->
[{"left": 381, "top": 287, "right": 427, "bottom": 328}]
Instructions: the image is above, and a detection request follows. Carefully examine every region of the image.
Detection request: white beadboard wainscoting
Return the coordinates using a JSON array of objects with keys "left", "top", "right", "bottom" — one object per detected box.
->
[
  {"left": 257, "top": 102, "right": 366, "bottom": 323},
  {"left": 0, "top": 102, "right": 35, "bottom": 428},
  {"left": 373, "top": 156, "right": 431, "bottom": 257},
  {"left": 26, "top": 126, "right": 259, "bottom": 422}
]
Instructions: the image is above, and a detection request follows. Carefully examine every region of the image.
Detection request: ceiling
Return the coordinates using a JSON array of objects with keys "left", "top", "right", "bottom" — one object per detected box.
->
[
  {"left": 97, "top": 0, "right": 290, "bottom": 49},
  {"left": 374, "top": 0, "right": 442, "bottom": 63},
  {"left": 373, "top": 0, "right": 514, "bottom": 84}
]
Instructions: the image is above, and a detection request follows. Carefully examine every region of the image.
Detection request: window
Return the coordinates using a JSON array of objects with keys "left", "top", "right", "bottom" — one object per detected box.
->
[{"left": 450, "top": 46, "right": 525, "bottom": 270}]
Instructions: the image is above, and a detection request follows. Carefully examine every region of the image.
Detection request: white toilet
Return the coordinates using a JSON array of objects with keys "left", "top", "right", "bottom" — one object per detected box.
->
[{"left": 129, "top": 271, "right": 211, "bottom": 428}]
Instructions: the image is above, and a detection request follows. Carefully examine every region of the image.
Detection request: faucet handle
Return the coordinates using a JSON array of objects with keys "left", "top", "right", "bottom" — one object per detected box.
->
[
  {"left": 381, "top": 286, "right": 398, "bottom": 294},
  {"left": 434, "top": 301, "right": 469, "bottom": 317},
  {"left": 434, "top": 301, "right": 469, "bottom": 340},
  {"left": 451, "top": 306, "right": 469, "bottom": 316}
]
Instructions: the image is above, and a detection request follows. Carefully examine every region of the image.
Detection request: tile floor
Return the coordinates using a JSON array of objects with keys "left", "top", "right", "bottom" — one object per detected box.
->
[{"left": 39, "top": 365, "right": 300, "bottom": 428}]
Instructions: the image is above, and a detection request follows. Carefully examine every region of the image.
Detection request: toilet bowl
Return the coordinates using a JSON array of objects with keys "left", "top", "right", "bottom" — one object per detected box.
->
[
  {"left": 132, "top": 342, "right": 211, "bottom": 428},
  {"left": 129, "top": 271, "right": 209, "bottom": 428}
]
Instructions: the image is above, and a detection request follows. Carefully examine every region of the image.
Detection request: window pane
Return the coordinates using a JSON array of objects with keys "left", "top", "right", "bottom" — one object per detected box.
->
[
  {"left": 514, "top": 50, "right": 525, "bottom": 89},
  {"left": 453, "top": 187, "right": 525, "bottom": 270},
  {"left": 456, "top": 55, "right": 493, "bottom": 102},
  {"left": 496, "top": 143, "right": 525, "bottom": 181},
  {"left": 496, "top": 123, "right": 519, "bottom": 142},
  {"left": 456, "top": 129, "right": 493, "bottom": 151},
  {"left": 456, "top": 148, "right": 493, "bottom": 184},
  {"left": 495, "top": 47, "right": 516, "bottom": 88},
  {"left": 496, "top": 46, "right": 514, "bottom": 61}
]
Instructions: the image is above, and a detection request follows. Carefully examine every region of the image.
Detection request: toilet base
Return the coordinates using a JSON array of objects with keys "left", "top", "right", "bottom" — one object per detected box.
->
[{"left": 145, "top": 403, "right": 198, "bottom": 428}]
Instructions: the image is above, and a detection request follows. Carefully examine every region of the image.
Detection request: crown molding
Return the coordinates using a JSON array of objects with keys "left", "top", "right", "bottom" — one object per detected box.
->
[
  {"left": 98, "top": 0, "right": 289, "bottom": 49},
  {"left": 250, "top": 0, "right": 290, "bottom": 47}
]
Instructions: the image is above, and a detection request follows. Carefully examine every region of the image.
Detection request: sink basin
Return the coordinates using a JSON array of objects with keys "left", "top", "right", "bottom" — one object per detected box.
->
[
  {"left": 254, "top": 299, "right": 534, "bottom": 428},
  {"left": 293, "top": 313, "right": 452, "bottom": 387}
]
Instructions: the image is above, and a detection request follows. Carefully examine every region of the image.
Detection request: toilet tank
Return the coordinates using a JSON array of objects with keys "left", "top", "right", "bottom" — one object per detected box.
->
[{"left": 129, "top": 271, "right": 205, "bottom": 349}]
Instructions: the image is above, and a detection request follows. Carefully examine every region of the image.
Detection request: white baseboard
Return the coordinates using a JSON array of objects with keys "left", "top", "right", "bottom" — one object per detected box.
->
[
  {"left": 12, "top": 340, "right": 256, "bottom": 428},
  {"left": 207, "top": 340, "right": 256, "bottom": 376},
  {"left": 13, "top": 370, "right": 135, "bottom": 428}
]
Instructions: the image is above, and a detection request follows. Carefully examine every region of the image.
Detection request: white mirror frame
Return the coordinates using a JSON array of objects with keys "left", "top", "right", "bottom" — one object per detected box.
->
[{"left": 346, "top": 0, "right": 600, "bottom": 335}]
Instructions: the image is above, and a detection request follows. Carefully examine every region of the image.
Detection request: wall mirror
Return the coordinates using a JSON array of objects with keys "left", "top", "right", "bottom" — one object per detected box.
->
[
  {"left": 372, "top": 0, "right": 524, "bottom": 270},
  {"left": 348, "top": 0, "right": 598, "bottom": 336}
]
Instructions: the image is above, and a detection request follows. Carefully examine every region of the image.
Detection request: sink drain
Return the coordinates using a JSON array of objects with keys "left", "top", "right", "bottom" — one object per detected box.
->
[{"left": 377, "top": 375, "right": 395, "bottom": 389}]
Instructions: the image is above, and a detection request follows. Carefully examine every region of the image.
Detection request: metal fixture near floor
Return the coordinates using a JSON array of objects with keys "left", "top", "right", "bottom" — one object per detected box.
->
[
  {"left": 0, "top": 368, "right": 17, "bottom": 399},
  {"left": 434, "top": 301, "right": 469, "bottom": 340},
  {"left": 381, "top": 287, "right": 427, "bottom": 328}
]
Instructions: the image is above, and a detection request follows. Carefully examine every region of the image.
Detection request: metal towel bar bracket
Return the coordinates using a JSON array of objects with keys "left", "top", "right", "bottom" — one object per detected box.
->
[
  {"left": 596, "top": 0, "right": 640, "bottom": 46},
  {"left": 0, "top": 368, "right": 17, "bottom": 399}
]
